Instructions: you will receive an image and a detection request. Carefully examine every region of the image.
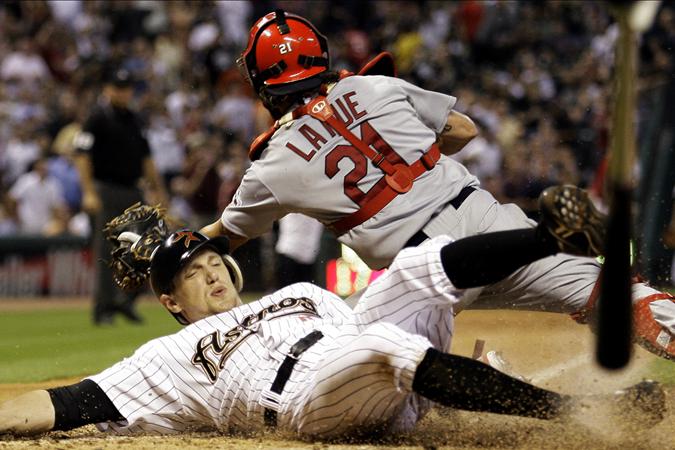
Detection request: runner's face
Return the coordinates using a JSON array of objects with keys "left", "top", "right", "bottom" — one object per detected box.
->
[{"left": 170, "top": 250, "right": 242, "bottom": 322}]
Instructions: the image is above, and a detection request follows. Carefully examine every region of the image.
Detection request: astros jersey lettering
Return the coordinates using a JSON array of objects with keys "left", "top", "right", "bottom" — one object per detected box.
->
[{"left": 221, "top": 75, "right": 479, "bottom": 268}]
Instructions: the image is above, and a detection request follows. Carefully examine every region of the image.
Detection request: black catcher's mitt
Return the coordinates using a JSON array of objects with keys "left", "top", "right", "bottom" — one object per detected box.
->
[{"left": 104, "top": 203, "right": 170, "bottom": 292}]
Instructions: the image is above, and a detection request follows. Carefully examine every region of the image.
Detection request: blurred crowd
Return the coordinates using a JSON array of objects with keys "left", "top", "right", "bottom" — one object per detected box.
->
[{"left": 0, "top": 0, "right": 673, "bottom": 238}]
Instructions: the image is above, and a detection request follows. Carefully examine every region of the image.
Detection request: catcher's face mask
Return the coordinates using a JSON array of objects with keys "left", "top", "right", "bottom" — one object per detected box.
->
[
  {"left": 237, "top": 9, "right": 329, "bottom": 96},
  {"left": 150, "top": 230, "right": 243, "bottom": 325}
]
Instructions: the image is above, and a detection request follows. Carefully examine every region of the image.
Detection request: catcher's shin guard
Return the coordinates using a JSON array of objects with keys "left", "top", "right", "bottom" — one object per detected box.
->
[
  {"left": 633, "top": 293, "right": 675, "bottom": 360},
  {"left": 572, "top": 276, "right": 675, "bottom": 360}
]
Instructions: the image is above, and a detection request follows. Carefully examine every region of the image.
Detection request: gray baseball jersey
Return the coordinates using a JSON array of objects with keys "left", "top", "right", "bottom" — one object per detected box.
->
[
  {"left": 87, "top": 236, "right": 457, "bottom": 437},
  {"left": 221, "top": 75, "right": 479, "bottom": 268}
]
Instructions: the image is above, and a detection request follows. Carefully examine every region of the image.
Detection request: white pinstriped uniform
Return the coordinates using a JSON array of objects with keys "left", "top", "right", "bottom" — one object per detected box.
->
[{"left": 88, "top": 236, "right": 458, "bottom": 437}]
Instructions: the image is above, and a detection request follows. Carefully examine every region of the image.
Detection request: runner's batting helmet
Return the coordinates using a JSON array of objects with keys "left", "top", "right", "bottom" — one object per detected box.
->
[
  {"left": 150, "top": 230, "right": 244, "bottom": 325},
  {"left": 237, "top": 9, "right": 329, "bottom": 96}
]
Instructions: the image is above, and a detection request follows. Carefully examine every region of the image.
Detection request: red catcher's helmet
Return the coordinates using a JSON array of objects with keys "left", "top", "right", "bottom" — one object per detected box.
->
[{"left": 238, "top": 9, "right": 329, "bottom": 96}]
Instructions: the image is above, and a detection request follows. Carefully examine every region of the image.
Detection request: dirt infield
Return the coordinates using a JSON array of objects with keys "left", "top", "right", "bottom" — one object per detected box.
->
[{"left": 1, "top": 310, "right": 673, "bottom": 449}]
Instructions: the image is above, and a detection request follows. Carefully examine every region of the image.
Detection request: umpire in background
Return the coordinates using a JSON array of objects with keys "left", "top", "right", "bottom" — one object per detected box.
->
[{"left": 74, "top": 68, "right": 169, "bottom": 325}]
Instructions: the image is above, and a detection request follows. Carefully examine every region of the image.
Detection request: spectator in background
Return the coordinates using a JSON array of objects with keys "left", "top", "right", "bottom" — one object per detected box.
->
[
  {"left": 46, "top": 0, "right": 83, "bottom": 31},
  {"left": 170, "top": 132, "right": 224, "bottom": 230},
  {"left": 0, "top": 200, "right": 17, "bottom": 236},
  {"left": 1, "top": 121, "right": 43, "bottom": 187},
  {"left": 47, "top": 88, "right": 93, "bottom": 221},
  {"left": 74, "top": 68, "right": 169, "bottom": 326},
  {"left": 217, "top": 136, "right": 248, "bottom": 210},
  {"left": 152, "top": 30, "right": 186, "bottom": 89},
  {"left": 49, "top": 128, "right": 90, "bottom": 238},
  {"left": 0, "top": 36, "right": 51, "bottom": 87},
  {"left": 47, "top": 149, "right": 84, "bottom": 227},
  {"left": 213, "top": 0, "right": 252, "bottom": 48},
  {"left": 146, "top": 101, "right": 185, "bottom": 188},
  {"left": 450, "top": 119, "right": 502, "bottom": 181},
  {"left": 210, "top": 79, "right": 256, "bottom": 144},
  {"left": 7, "top": 155, "right": 68, "bottom": 236},
  {"left": 343, "top": 29, "right": 372, "bottom": 70}
]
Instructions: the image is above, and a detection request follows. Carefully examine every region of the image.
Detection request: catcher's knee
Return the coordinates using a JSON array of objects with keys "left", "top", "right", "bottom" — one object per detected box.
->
[{"left": 570, "top": 275, "right": 602, "bottom": 326}]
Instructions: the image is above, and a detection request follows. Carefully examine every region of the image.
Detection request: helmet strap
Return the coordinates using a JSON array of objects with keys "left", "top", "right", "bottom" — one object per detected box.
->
[
  {"left": 257, "top": 60, "right": 288, "bottom": 83},
  {"left": 274, "top": 9, "right": 290, "bottom": 34},
  {"left": 297, "top": 54, "right": 328, "bottom": 69}
]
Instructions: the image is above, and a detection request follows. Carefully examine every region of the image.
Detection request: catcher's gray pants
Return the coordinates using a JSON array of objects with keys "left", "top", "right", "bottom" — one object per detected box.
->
[
  {"left": 92, "top": 181, "right": 144, "bottom": 321},
  {"left": 421, "top": 188, "right": 661, "bottom": 316}
]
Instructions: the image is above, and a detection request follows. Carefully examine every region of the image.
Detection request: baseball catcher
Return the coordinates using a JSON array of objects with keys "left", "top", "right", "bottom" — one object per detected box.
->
[{"left": 200, "top": 9, "right": 674, "bottom": 361}]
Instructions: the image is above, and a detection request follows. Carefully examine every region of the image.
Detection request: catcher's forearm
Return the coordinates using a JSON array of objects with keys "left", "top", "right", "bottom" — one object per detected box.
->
[
  {"left": 437, "top": 111, "right": 478, "bottom": 155},
  {"left": 200, "top": 219, "right": 248, "bottom": 251},
  {"left": 0, "top": 390, "right": 55, "bottom": 435}
]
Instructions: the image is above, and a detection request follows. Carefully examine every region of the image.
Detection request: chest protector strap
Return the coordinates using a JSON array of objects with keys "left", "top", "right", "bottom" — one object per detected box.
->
[{"left": 294, "top": 95, "right": 440, "bottom": 235}]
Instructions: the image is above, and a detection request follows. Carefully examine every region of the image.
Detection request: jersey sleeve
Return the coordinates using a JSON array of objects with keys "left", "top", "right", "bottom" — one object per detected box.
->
[
  {"left": 73, "top": 114, "right": 99, "bottom": 154},
  {"left": 219, "top": 165, "right": 285, "bottom": 239},
  {"left": 391, "top": 77, "right": 456, "bottom": 133},
  {"left": 7, "top": 175, "right": 28, "bottom": 200},
  {"left": 87, "top": 341, "right": 188, "bottom": 435}
]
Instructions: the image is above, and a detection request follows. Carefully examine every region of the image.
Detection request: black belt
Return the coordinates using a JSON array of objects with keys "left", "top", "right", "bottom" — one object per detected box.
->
[
  {"left": 263, "top": 330, "right": 324, "bottom": 427},
  {"left": 405, "top": 186, "right": 476, "bottom": 247}
]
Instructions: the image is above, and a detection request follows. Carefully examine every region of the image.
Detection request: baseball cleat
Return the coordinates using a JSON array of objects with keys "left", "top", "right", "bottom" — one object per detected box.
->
[
  {"left": 482, "top": 350, "right": 530, "bottom": 382},
  {"left": 538, "top": 185, "right": 606, "bottom": 257},
  {"left": 472, "top": 340, "right": 530, "bottom": 382}
]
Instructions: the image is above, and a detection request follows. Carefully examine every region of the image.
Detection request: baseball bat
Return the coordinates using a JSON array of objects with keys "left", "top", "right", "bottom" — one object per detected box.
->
[{"left": 596, "top": 1, "right": 660, "bottom": 369}]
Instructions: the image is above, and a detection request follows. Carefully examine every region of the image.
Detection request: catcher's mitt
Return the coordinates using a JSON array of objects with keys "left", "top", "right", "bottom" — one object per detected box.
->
[{"left": 104, "top": 203, "right": 170, "bottom": 292}]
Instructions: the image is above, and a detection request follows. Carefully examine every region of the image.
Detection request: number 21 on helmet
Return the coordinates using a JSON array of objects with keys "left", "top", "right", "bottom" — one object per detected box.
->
[{"left": 237, "top": 9, "right": 330, "bottom": 96}]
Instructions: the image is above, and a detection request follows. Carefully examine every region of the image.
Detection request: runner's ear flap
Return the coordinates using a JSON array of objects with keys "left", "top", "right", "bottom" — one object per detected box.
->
[{"left": 223, "top": 254, "right": 244, "bottom": 292}]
